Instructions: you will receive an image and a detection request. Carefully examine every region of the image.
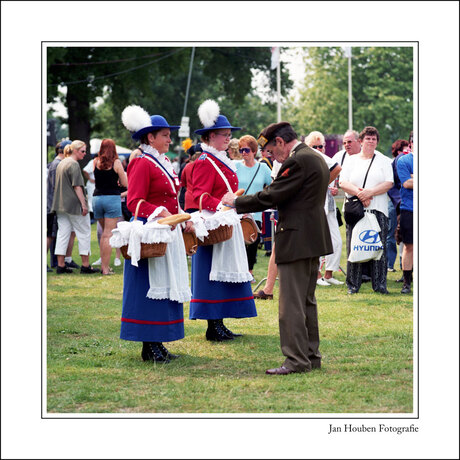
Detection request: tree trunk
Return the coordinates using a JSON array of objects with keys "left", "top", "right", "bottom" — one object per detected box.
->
[{"left": 67, "top": 85, "right": 91, "bottom": 169}]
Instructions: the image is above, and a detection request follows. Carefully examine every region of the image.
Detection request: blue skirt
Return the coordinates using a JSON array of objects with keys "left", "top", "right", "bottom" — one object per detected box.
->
[
  {"left": 120, "top": 257, "right": 185, "bottom": 343},
  {"left": 190, "top": 245, "right": 257, "bottom": 320}
]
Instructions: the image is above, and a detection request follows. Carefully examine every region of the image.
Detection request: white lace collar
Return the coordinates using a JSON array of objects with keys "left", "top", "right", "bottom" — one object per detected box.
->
[
  {"left": 201, "top": 142, "right": 237, "bottom": 172},
  {"left": 140, "top": 143, "right": 177, "bottom": 177}
]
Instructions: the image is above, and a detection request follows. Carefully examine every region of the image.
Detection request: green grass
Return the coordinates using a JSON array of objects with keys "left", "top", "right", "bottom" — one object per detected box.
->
[{"left": 46, "top": 216, "right": 413, "bottom": 414}]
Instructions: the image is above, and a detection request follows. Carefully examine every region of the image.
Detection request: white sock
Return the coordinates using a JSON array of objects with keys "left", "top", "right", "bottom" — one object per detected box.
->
[{"left": 65, "top": 257, "right": 72, "bottom": 263}]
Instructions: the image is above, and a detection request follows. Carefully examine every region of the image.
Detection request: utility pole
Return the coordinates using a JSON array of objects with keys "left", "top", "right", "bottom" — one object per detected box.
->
[
  {"left": 178, "top": 47, "right": 195, "bottom": 163},
  {"left": 345, "top": 46, "right": 353, "bottom": 130},
  {"left": 277, "top": 58, "right": 281, "bottom": 122},
  {"left": 271, "top": 47, "right": 281, "bottom": 122},
  {"left": 182, "top": 47, "right": 195, "bottom": 119}
]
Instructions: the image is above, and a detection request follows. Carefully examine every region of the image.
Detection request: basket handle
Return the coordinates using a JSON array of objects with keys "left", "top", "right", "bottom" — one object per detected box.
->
[
  {"left": 133, "top": 199, "right": 146, "bottom": 220},
  {"left": 199, "top": 193, "right": 210, "bottom": 212}
]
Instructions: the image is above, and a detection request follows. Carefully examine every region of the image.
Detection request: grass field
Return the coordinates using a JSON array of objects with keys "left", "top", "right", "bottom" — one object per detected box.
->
[{"left": 46, "top": 216, "right": 413, "bottom": 414}]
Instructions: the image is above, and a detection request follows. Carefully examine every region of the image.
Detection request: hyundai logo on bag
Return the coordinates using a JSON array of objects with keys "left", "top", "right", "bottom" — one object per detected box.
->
[{"left": 359, "top": 230, "right": 381, "bottom": 244}]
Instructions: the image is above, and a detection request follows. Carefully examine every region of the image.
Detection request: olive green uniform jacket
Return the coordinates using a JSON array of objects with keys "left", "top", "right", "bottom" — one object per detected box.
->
[{"left": 235, "top": 142, "right": 333, "bottom": 264}]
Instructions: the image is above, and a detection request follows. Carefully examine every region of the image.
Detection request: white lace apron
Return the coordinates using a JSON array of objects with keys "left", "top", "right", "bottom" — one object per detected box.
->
[
  {"left": 110, "top": 144, "right": 191, "bottom": 302},
  {"left": 209, "top": 215, "right": 252, "bottom": 283},
  {"left": 147, "top": 224, "right": 192, "bottom": 303}
]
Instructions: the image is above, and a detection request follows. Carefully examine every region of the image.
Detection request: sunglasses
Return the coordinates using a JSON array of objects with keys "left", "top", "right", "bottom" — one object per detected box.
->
[
  {"left": 312, "top": 144, "right": 324, "bottom": 150},
  {"left": 239, "top": 148, "right": 251, "bottom": 154}
]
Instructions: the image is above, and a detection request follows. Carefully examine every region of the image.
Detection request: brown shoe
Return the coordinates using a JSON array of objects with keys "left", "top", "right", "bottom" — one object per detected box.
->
[
  {"left": 310, "top": 359, "right": 321, "bottom": 370},
  {"left": 253, "top": 290, "right": 273, "bottom": 300},
  {"left": 265, "top": 365, "right": 298, "bottom": 375}
]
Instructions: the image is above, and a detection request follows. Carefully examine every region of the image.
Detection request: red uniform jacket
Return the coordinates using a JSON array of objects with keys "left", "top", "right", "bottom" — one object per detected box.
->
[
  {"left": 191, "top": 152, "right": 239, "bottom": 212},
  {"left": 180, "top": 161, "right": 197, "bottom": 211},
  {"left": 127, "top": 155, "right": 179, "bottom": 218}
]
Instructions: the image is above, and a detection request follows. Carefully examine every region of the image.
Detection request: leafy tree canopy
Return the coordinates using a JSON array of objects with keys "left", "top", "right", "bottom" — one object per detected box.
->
[
  {"left": 47, "top": 46, "right": 292, "bottom": 153},
  {"left": 285, "top": 46, "right": 413, "bottom": 155}
]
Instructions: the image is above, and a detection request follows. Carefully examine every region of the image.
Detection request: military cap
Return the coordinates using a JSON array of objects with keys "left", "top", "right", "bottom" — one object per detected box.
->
[{"left": 257, "top": 122, "right": 292, "bottom": 148}]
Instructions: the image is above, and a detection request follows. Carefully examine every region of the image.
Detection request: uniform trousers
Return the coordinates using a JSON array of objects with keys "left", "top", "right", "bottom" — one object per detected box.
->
[
  {"left": 277, "top": 257, "right": 321, "bottom": 372},
  {"left": 346, "top": 210, "right": 389, "bottom": 293},
  {"left": 324, "top": 209, "right": 342, "bottom": 272},
  {"left": 55, "top": 212, "right": 91, "bottom": 256}
]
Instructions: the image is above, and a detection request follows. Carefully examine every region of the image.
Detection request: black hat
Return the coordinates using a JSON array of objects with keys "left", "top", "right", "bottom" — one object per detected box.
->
[
  {"left": 257, "top": 122, "right": 292, "bottom": 148},
  {"left": 186, "top": 143, "right": 203, "bottom": 156}
]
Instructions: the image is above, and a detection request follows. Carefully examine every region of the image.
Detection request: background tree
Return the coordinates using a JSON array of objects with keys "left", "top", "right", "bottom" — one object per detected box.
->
[
  {"left": 91, "top": 86, "right": 279, "bottom": 151},
  {"left": 286, "top": 46, "right": 413, "bottom": 155},
  {"left": 47, "top": 47, "right": 292, "bottom": 163}
]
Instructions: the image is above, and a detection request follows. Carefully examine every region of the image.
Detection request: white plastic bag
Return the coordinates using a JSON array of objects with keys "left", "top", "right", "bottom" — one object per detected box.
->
[{"left": 348, "top": 212, "right": 384, "bottom": 263}]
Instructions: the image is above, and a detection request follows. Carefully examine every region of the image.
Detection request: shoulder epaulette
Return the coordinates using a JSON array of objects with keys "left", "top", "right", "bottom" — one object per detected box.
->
[{"left": 198, "top": 153, "right": 208, "bottom": 160}]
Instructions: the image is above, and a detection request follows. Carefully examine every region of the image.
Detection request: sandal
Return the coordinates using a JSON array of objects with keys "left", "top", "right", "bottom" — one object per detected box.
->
[
  {"left": 253, "top": 289, "right": 273, "bottom": 300},
  {"left": 102, "top": 268, "right": 115, "bottom": 276}
]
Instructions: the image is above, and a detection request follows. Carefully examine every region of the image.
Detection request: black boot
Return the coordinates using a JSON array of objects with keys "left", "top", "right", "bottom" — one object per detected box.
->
[
  {"left": 205, "top": 320, "right": 234, "bottom": 342},
  {"left": 217, "top": 319, "right": 243, "bottom": 338},
  {"left": 141, "top": 342, "right": 170, "bottom": 363},
  {"left": 401, "top": 284, "right": 411, "bottom": 294},
  {"left": 158, "top": 343, "right": 180, "bottom": 360}
]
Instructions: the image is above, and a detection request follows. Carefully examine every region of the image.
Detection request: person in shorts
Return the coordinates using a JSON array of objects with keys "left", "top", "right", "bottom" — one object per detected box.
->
[
  {"left": 396, "top": 148, "right": 414, "bottom": 294},
  {"left": 92, "top": 139, "right": 128, "bottom": 275}
]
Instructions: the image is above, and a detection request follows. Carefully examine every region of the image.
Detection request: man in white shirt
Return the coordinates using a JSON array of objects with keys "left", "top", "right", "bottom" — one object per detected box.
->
[{"left": 332, "top": 129, "right": 362, "bottom": 172}]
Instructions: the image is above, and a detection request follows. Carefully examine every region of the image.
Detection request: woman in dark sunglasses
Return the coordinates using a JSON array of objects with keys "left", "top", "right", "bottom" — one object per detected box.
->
[
  {"left": 236, "top": 135, "right": 273, "bottom": 280},
  {"left": 304, "top": 131, "right": 343, "bottom": 287}
]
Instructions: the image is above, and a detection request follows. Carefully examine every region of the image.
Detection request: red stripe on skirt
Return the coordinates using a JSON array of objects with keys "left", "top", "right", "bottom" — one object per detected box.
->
[
  {"left": 190, "top": 296, "right": 254, "bottom": 304},
  {"left": 121, "top": 317, "right": 184, "bottom": 325}
]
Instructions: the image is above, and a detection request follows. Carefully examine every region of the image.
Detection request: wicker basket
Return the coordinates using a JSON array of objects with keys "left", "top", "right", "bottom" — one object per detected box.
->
[
  {"left": 120, "top": 199, "right": 167, "bottom": 260},
  {"left": 241, "top": 217, "right": 259, "bottom": 245},
  {"left": 197, "top": 193, "right": 233, "bottom": 246},
  {"left": 183, "top": 230, "right": 198, "bottom": 256}
]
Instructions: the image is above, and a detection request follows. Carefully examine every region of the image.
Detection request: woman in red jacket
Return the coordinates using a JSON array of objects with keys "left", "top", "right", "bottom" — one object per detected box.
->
[
  {"left": 190, "top": 100, "right": 257, "bottom": 342},
  {"left": 120, "top": 105, "right": 192, "bottom": 363},
  {"left": 179, "top": 145, "right": 203, "bottom": 213}
]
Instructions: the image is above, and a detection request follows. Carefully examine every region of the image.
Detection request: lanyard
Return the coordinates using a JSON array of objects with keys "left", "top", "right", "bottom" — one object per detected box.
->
[
  {"left": 204, "top": 153, "right": 234, "bottom": 193},
  {"left": 244, "top": 163, "right": 261, "bottom": 195},
  {"left": 141, "top": 152, "right": 179, "bottom": 193},
  {"left": 142, "top": 151, "right": 180, "bottom": 188}
]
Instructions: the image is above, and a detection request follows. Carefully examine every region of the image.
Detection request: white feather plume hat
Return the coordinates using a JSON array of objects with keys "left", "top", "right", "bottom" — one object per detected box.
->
[
  {"left": 194, "top": 99, "right": 241, "bottom": 135},
  {"left": 121, "top": 105, "right": 180, "bottom": 140}
]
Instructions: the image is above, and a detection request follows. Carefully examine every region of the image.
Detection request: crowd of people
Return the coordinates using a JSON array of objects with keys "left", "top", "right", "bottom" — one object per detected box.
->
[{"left": 47, "top": 100, "right": 414, "bottom": 375}]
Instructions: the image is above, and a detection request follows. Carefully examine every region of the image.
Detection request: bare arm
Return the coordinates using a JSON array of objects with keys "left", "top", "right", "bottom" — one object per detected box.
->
[
  {"left": 403, "top": 174, "right": 413, "bottom": 189},
  {"left": 114, "top": 159, "right": 128, "bottom": 188},
  {"left": 129, "top": 148, "right": 142, "bottom": 164},
  {"left": 357, "top": 181, "right": 393, "bottom": 201},
  {"left": 329, "top": 164, "right": 341, "bottom": 184},
  {"left": 73, "top": 186, "right": 88, "bottom": 216},
  {"left": 339, "top": 180, "right": 361, "bottom": 196}
]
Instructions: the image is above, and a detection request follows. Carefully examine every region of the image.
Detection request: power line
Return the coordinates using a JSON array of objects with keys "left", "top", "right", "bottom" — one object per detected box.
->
[
  {"left": 50, "top": 49, "right": 171, "bottom": 66},
  {"left": 48, "top": 48, "right": 187, "bottom": 87}
]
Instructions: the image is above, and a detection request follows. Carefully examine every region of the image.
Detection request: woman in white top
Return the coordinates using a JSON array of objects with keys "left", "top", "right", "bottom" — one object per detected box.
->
[
  {"left": 339, "top": 126, "right": 394, "bottom": 294},
  {"left": 304, "top": 131, "right": 343, "bottom": 286}
]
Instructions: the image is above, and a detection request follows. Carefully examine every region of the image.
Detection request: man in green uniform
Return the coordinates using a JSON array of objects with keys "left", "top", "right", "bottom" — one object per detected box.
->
[{"left": 222, "top": 122, "right": 332, "bottom": 375}]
